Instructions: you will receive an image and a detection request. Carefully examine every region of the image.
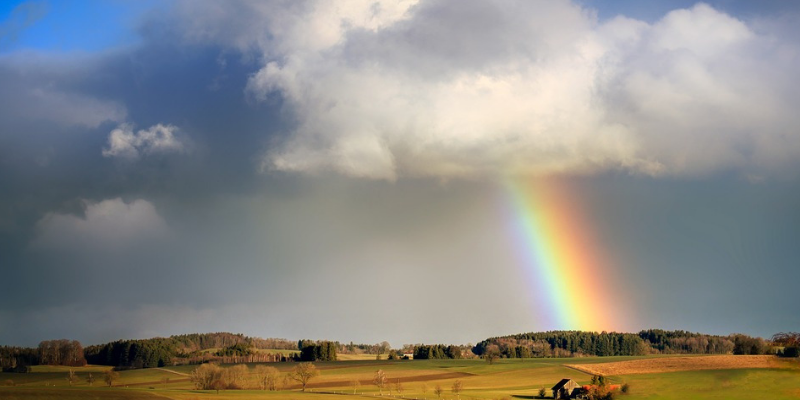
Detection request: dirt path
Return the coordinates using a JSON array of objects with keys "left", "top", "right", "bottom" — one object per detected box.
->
[
  {"left": 155, "top": 367, "right": 189, "bottom": 377},
  {"left": 567, "top": 355, "right": 793, "bottom": 376}
]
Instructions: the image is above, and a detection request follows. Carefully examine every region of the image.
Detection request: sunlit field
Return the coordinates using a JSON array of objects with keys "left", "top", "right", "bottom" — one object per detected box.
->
[{"left": 2, "top": 356, "right": 798, "bottom": 400}]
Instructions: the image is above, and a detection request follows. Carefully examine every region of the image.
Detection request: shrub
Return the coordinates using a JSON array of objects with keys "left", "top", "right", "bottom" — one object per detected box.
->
[{"left": 781, "top": 347, "right": 799, "bottom": 358}]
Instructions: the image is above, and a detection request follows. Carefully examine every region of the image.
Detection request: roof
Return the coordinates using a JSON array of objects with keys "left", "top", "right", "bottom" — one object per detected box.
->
[{"left": 551, "top": 378, "right": 575, "bottom": 390}]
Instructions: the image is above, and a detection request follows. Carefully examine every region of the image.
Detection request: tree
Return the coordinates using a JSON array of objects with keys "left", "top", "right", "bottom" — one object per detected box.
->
[
  {"left": 104, "top": 370, "right": 119, "bottom": 387},
  {"left": 190, "top": 363, "right": 224, "bottom": 390},
  {"left": 66, "top": 369, "right": 77, "bottom": 386},
  {"left": 86, "top": 372, "right": 94, "bottom": 386},
  {"left": 395, "top": 379, "right": 404, "bottom": 395},
  {"left": 351, "top": 378, "right": 361, "bottom": 394},
  {"left": 434, "top": 384, "right": 443, "bottom": 399},
  {"left": 773, "top": 332, "right": 800, "bottom": 357},
  {"left": 379, "top": 341, "right": 391, "bottom": 354},
  {"left": 451, "top": 379, "right": 463, "bottom": 399},
  {"left": 484, "top": 344, "right": 500, "bottom": 365},
  {"left": 374, "top": 369, "right": 387, "bottom": 395},
  {"left": 621, "top": 383, "right": 630, "bottom": 394},
  {"left": 538, "top": 387, "right": 547, "bottom": 398},
  {"left": 288, "top": 362, "right": 318, "bottom": 392},
  {"left": 255, "top": 365, "right": 281, "bottom": 390},
  {"left": 421, "top": 382, "right": 429, "bottom": 399},
  {"left": 224, "top": 364, "right": 249, "bottom": 389}
]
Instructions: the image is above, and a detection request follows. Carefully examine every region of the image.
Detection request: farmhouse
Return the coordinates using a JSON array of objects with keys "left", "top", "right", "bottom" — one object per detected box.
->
[
  {"left": 551, "top": 378, "right": 622, "bottom": 399},
  {"left": 551, "top": 378, "right": 581, "bottom": 399}
]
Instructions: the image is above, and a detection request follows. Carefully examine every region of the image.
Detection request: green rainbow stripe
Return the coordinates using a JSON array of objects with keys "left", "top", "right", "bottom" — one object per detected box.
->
[{"left": 505, "top": 178, "right": 618, "bottom": 332}]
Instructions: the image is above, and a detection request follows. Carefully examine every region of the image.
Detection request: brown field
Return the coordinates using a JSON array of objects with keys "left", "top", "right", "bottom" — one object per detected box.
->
[{"left": 567, "top": 355, "right": 792, "bottom": 376}]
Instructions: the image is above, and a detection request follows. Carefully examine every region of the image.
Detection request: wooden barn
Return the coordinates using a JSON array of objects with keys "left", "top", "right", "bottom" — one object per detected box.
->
[{"left": 551, "top": 378, "right": 581, "bottom": 399}]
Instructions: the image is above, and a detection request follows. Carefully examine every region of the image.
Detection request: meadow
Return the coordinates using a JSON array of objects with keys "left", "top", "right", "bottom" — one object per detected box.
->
[{"left": 1, "top": 355, "right": 798, "bottom": 400}]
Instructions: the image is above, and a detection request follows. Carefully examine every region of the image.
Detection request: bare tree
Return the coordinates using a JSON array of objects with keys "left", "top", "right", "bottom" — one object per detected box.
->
[
  {"left": 224, "top": 364, "right": 249, "bottom": 389},
  {"left": 255, "top": 365, "right": 281, "bottom": 390},
  {"left": 66, "top": 369, "right": 77, "bottom": 386},
  {"left": 451, "top": 380, "right": 463, "bottom": 400},
  {"left": 434, "top": 384, "right": 443, "bottom": 399},
  {"left": 351, "top": 379, "right": 362, "bottom": 394},
  {"left": 86, "top": 372, "right": 94, "bottom": 386},
  {"left": 395, "top": 379, "right": 404, "bottom": 395},
  {"left": 104, "top": 370, "right": 120, "bottom": 387},
  {"left": 288, "top": 362, "right": 318, "bottom": 392},
  {"left": 190, "top": 363, "right": 224, "bottom": 390},
  {"left": 421, "top": 382, "right": 429, "bottom": 399},
  {"left": 374, "top": 369, "right": 387, "bottom": 395}
]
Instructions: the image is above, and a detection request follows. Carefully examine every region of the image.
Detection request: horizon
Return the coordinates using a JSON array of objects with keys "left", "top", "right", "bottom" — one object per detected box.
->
[{"left": 1, "top": 0, "right": 798, "bottom": 348}]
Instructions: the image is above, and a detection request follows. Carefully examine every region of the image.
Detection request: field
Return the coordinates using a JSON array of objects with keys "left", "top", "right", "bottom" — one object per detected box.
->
[{"left": 1, "top": 356, "right": 798, "bottom": 400}]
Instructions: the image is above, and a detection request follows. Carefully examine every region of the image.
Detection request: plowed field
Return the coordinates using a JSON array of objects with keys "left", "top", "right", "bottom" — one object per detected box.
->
[{"left": 567, "top": 355, "right": 791, "bottom": 376}]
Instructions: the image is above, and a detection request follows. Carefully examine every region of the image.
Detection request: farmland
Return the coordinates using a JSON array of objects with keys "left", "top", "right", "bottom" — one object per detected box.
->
[{"left": 1, "top": 355, "right": 798, "bottom": 400}]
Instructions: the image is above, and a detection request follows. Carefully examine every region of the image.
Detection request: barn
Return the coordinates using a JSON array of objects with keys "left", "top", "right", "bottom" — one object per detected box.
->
[{"left": 551, "top": 378, "right": 581, "bottom": 399}]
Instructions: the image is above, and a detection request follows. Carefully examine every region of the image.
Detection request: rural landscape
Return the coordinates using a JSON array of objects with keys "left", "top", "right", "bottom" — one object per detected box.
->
[
  {"left": 2, "top": 331, "right": 799, "bottom": 399},
  {"left": 3, "top": 0, "right": 800, "bottom": 399}
]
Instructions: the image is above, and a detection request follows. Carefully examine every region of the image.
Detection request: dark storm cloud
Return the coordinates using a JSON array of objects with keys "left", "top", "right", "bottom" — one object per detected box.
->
[
  {"left": 0, "top": 15, "right": 296, "bottom": 345},
  {"left": 2, "top": 1, "right": 799, "bottom": 347}
]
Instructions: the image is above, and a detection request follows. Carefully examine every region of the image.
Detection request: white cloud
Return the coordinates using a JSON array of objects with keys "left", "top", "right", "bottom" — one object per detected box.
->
[
  {"left": 33, "top": 198, "right": 169, "bottom": 252},
  {"left": 102, "top": 123, "right": 189, "bottom": 159},
  {"left": 180, "top": 0, "right": 800, "bottom": 180}
]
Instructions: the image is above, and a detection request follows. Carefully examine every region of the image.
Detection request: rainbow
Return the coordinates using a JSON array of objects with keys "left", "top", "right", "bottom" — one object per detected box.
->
[{"left": 503, "top": 177, "right": 621, "bottom": 332}]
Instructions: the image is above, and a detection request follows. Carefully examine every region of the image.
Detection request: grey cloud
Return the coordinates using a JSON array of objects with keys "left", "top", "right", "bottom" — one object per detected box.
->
[
  {"left": 0, "top": 56, "right": 127, "bottom": 128},
  {"left": 32, "top": 198, "right": 169, "bottom": 252}
]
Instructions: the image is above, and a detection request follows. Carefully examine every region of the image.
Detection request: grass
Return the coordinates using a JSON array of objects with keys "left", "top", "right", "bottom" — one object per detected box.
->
[{"left": 1, "top": 355, "right": 797, "bottom": 400}]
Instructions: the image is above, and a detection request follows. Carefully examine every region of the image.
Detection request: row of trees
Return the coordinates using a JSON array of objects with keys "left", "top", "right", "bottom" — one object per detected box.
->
[
  {"left": 413, "top": 344, "right": 463, "bottom": 359},
  {"left": 298, "top": 340, "right": 337, "bottom": 361},
  {"left": 215, "top": 343, "right": 254, "bottom": 357},
  {"left": 2, "top": 341, "right": 87, "bottom": 372},
  {"left": 474, "top": 330, "right": 774, "bottom": 358},
  {"left": 0, "top": 346, "right": 38, "bottom": 372},
  {"left": 474, "top": 331, "right": 648, "bottom": 358},
  {"left": 85, "top": 338, "right": 175, "bottom": 368},
  {"left": 189, "top": 362, "right": 319, "bottom": 392},
  {"left": 37, "top": 340, "right": 87, "bottom": 367},
  {"left": 639, "top": 329, "right": 735, "bottom": 354}
]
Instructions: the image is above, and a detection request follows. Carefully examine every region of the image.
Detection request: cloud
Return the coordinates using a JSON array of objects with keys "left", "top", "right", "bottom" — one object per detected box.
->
[
  {"left": 32, "top": 198, "right": 169, "bottom": 252},
  {"left": 0, "top": 54, "right": 127, "bottom": 128},
  {"left": 183, "top": 0, "right": 800, "bottom": 180},
  {"left": 0, "top": 1, "right": 48, "bottom": 50},
  {"left": 102, "top": 123, "right": 189, "bottom": 159}
]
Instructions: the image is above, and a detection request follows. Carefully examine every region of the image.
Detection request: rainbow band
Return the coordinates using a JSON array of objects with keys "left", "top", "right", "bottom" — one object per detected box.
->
[{"left": 505, "top": 178, "right": 615, "bottom": 332}]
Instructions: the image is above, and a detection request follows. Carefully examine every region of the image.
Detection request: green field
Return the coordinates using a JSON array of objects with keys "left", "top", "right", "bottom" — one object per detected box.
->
[{"left": 1, "top": 356, "right": 798, "bottom": 400}]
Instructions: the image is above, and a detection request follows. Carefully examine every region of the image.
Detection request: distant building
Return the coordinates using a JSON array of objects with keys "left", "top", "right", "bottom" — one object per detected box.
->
[{"left": 551, "top": 378, "right": 580, "bottom": 399}]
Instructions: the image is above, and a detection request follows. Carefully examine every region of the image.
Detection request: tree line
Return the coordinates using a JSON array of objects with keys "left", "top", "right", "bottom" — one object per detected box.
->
[
  {"left": 474, "top": 330, "right": 776, "bottom": 358},
  {"left": 3, "top": 329, "right": 794, "bottom": 372},
  {"left": 298, "top": 340, "right": 337, "bottom": 361},
  {"left": 412, "top": 344, "right": 463, "bottom": 359}
]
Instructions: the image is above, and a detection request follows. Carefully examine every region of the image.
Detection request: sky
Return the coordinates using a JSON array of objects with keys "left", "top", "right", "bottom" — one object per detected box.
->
[{"left": 1, "top": 0, "right": 799, "bottom": 348}]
